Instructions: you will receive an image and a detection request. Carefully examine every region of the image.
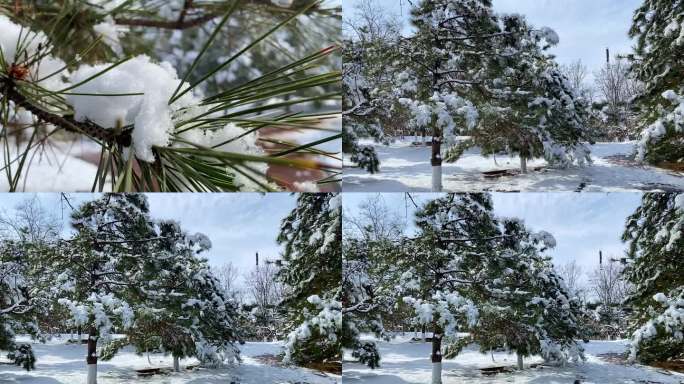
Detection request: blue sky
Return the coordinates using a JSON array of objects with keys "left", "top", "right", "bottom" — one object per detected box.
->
[
  {"left": 343, "top": 192, "right": 642, "bottom": 282},
  {"left": 0, "top": 193, "right": 297, "bottom": 286},
  {"left": 343, "top": 0, "right": 642, "bottom": 81}
]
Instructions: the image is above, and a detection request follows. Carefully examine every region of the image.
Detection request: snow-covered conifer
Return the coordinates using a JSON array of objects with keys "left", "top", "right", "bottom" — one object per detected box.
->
[
  {"left": 99, "top": 219, "right": 242, "bottom": 371},
  {"left": 341, "top": 238, "right": 393, "bottom": 369},
  {"left": 277, "top": 193, "right": 342, "bottom": 366},
  {"left": 398, "top": 194, "right": 498, "bottom": 383},
  {"left": 477, "top": 15, "right": 592, "bottom": 172},
  {"left": 628, "top": 0, "right": 684, "bottom": 164},
  {"left": 623, "top": 193, "right": 684, "bottom": 362},
  {"left": 473, "top": 218, "right": 586, "bottom": 368},
  {"left": 398, "top": 0, "right": 501, "bottom": 190},
  {"left": 50, "top": 194, "right": 162, "bottom": 384}
]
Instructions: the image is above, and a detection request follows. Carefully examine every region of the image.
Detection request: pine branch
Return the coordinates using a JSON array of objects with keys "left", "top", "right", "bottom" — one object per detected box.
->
[
  {"left": 1, "top": 77, "right": 132, "bottom": 146},
  {"left": 114, "top": 12, "right": 219, "bottom": 30},
  {"left": 112, "top": 0, "right": 335, "bottom": 31}
]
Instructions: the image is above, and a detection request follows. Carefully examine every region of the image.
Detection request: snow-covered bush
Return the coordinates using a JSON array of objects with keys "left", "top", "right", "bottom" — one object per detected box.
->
[{"left": 0, "top": 239, "right": 47, "bottom": 371}]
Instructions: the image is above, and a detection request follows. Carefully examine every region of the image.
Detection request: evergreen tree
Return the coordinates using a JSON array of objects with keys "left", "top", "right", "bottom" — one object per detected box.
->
[
  {"left": 398, "top": 194, "right": 497, "bottom": 384},
  {"left": 342, "top": 3, "right": 406, "bottom": 173},
  {"left": 623, "top": 193, "right": 684, "bottom": 363},
  {"left": 341, "top": 237, "right": 393, "bottom": 369},
  {"left": 628, "top": 0, "right": 684, "bottom": 164},
  {"left": 473, "top": 218, "right": 586, "bottom": 369},
  {"left": 99, "top": 219, "right": 242, "bottom": 371},
  {"left": 393, "top": 194, "right": 586, "bottom": 383},
  {"left": 398, "top": 0, "right": 499, "bottom": 191},
  {"left": 50, "top": 194, "right": 164, "bottom": 384},
  {"left": 0, "top": 240, "right": 40, "bottom": 370},
  {"left": 341, "top": 194, "right": 408, "bottom": 369},
  {"left": 342, "top": 40, "right": 387, "bottom": 174},
  {"left": 276, "top": 193, "right": 342, "bottom": 366},
  {"left": 477, "top": 15, "right": 592, "bottom": 172}
]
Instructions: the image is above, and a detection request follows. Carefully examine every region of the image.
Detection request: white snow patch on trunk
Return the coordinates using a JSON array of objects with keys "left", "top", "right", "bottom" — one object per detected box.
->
[
  {"left": 431, "top": 361, "right": 442, "bottom": 384},
  {"left": 432, "top": 166, "right": 442, "bottom": 192},
  {"left": 87, "top": 363, "right": 97, "bottom": 384}
]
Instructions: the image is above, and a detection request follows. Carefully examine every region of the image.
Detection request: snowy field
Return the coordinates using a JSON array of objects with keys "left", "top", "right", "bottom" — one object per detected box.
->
[
  {"left": 343, "top": 139, "right": 684, "bottom": 192},
  {"left": 343, "top": 335, "right": 684, "bottom": 384},
  {"left": 0, "top": 336, "right": 339, "bottom": 384}
]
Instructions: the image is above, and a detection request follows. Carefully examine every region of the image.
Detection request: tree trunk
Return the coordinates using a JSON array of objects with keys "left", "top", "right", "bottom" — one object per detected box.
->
[
  {"left": 431, "top": 330, "right": 443, "bottom": 384},
  {"left": 431, "top": 134, "right": 442, "bottom": 192},
  {"left": 86, "top": 326, "right": 98, "bottom": 384},
  {"left": 517, "top": 352, "right": 524, "bottom": 370},
  {"left": 520, "top": 156, "right": 528, "bottom": 174},
  {"left": 173, "top": 355, "right": 180, "bottom": 372}
]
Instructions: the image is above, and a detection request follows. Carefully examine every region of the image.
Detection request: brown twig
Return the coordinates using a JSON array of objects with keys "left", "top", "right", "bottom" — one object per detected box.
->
[
  {"left": 1, "top": 77, "right": 132, "bottom": 146},
  {"left": 114, "top": 12, "right": 219, "bottom": 30}
]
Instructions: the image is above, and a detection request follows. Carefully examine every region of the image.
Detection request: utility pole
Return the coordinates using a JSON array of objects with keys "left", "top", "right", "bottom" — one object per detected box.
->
[
  {"left": 256, "top": 251, "right": 259, "bottom": 267},
  {"left": 599, "top": 250, "right": 603, "bottom": 270}
]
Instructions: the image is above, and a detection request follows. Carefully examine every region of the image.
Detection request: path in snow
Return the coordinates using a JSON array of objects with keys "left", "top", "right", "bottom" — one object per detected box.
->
[
  {"left": 342, "top": 337, "right": 684, "bottom": 384},
  {"left": 343, "top": 140, "right": 684, "bottom": 192},
  {"left": 0, "top": 336, "right": 339, "bottom": 383}
]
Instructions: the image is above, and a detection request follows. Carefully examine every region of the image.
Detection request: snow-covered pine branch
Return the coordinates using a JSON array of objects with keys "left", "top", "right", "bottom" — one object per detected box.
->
[{"left": 0, "top": 1, "right": 341, "bottom": 192}]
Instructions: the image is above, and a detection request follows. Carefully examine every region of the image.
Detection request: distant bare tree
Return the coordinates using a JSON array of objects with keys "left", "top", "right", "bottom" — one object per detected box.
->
[
  {"left": 213, "top": 262, "right": 243, "bottom": 303},
  {"left": 556, "top": 260, "right": 586, "bottom": 301},
  {"left": 595, "top": 59, "right": 640, "bottom": 107},
  {"left": 245, "top": 262, "right": 285, "bottom": 309},
  {"left": 343, "top": 0, "right": 403, "bottom": 43},
  {"left": 0, "top": 195, "right": 61, "bottom": 244},
  {"left": 590, "top": 259, "right": 631, "bottom": 307},
  {"left": 343, "top": 194, "right": 406, "bottom": 242},
  {"left": 593, "top": 57, "right": 643, "bottom": 140},
  {"left": 589, "top": 258, "right": 633, "bottom": 339},
  {"left": 244, "top": 261, "right": 287, "bottom": 340},
  {"left": 560, "top": 60, "right": 592, "bottom": 101}
]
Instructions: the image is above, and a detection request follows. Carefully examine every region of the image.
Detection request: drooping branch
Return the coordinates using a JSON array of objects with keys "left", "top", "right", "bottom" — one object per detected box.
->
[{"left": 1, "top": 77, "right": 132, "bottom": 146}]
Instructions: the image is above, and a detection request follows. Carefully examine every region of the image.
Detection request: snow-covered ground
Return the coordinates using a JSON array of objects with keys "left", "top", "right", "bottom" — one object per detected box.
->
[
  {"left": 343, "top": 139, "right": 684, "bottom": 192},
  {"left": 0, "top": 335, "right": 339, "bottom": 383},
  {"left": 343, "top": 335, "right": 684, "bottom": 384},
  {"left": 0, "top": 139, "right": 105, "bottom": 192}
]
